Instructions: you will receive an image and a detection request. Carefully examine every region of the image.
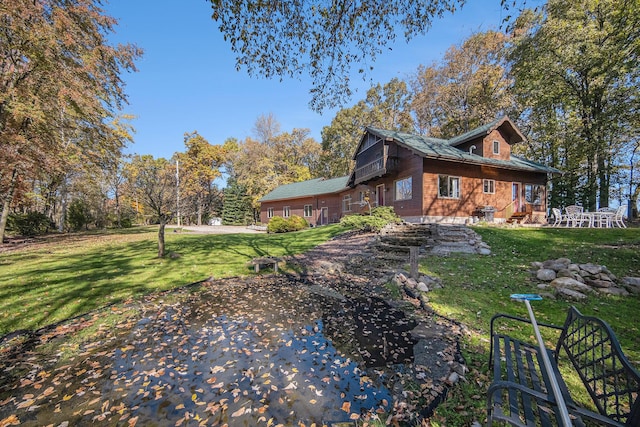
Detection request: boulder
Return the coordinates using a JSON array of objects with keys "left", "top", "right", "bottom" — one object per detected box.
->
[
  {"left": 543, "top": 258, "right": 570, "bottom": 271},
  {"left": 555, "top": 287, "right": 588, "bottom": 301},
  {"left": 579, "top": 263, "right": 602, "bottom": 275},
  {"left": 417, "top": 282, "right": 429, "bottom": 292},
  {"left": 556, "top": 268, "right": 573, "bottom": 278},
  {"left": 477, "top": 247, "right": 492, "bottom": 255},
  {"left": 536, "top": 268, "right": 557, "bottom": 281},
  {"left": 596, "top": 287, "right": 630, "bottom": 297},
  {"left": 584, "top": 278, "right": 613, "bottom": 288},
  {"left": 550, "top": 277, "right": 594, "bottom": 294},
  {"left": 621, "top": 277, "right": 640, "bottom": 295}
]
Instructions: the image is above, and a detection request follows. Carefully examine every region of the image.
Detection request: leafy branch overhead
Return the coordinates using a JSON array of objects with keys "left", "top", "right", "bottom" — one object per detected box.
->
[{"left": 209, "top": 0, "right": 465, "bottom": 111}]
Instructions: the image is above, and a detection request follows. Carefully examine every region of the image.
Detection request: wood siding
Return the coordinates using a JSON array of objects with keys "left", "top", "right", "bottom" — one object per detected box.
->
[
  {"left": 260, "top": 194, "right": 343, "bottom": 226},
  {"left": 422, "top": 158, "right": 547, "bottom": 220}
]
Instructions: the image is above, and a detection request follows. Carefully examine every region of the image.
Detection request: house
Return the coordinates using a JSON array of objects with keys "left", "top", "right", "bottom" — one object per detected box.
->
[{"left": 259, "top": 116, "right": 561, "bottom": 225}]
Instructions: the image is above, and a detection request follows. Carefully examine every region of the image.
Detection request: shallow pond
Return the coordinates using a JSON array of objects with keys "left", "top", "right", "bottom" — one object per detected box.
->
[{"left": 0, "top": 277, "right": 418, "bottom": 426}]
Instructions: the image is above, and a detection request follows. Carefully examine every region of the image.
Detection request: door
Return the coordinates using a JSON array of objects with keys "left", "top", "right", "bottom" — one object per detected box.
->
[
  {"left": 320, "top": 207, "right": 328, "bottom": 225},
  {"left": 512, "top": 182, "right": 522, "bottom": 212},
  {"left": 376, "top": 184, "right": 385, "bottom": 207}
]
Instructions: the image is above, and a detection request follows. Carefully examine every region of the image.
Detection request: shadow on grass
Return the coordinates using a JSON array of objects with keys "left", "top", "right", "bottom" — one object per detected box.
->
[{"left": 0, "top": 225, "right": 347, "bottom": 336}]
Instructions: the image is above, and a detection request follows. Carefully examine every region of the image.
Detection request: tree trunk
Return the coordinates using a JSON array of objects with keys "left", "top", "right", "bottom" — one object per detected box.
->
[
  {"left": 0, "top": 167, "right": 19, "bottom": 243},
  {"left": 158, "top": 220, "right": 166, "bottom": 258}
]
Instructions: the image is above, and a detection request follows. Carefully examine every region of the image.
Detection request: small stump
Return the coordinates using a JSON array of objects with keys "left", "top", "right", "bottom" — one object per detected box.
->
[{"left": 249, "top": 256, "right": 283, "bottom": 273}]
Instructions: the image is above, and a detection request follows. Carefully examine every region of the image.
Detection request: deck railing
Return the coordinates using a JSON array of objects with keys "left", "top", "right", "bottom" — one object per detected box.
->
[{"left": 354, "top": 156, "right": 392, "bottom": 184}]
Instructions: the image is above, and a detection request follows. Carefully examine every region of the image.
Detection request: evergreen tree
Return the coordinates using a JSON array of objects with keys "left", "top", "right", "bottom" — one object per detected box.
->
[{"left": 221, "top": 179, "right": 253, "bottom": 225}]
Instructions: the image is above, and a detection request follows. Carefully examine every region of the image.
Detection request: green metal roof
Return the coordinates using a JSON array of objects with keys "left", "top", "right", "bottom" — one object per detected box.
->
[
  {"left": 259, "top": 176, "right": 350, "bottom": 202},
  {"left": 366, "top": 127, "right": 560, "bottom": 174}
]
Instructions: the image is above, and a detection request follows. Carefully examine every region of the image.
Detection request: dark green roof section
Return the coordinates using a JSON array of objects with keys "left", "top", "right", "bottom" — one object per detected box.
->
[
  {"left": 366, "top": 127, "right": 560, "bottom": 174},
  {"left": 259, "top": 176, "right": 350, "bottom": 202},
  {"left": 447, "top": 118, "right": 501, "bottom": 146}
]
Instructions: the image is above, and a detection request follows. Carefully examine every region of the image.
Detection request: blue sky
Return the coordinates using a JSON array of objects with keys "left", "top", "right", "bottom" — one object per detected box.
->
[{"left": 105, "top": 0, "right": 510, "bottom": 160}]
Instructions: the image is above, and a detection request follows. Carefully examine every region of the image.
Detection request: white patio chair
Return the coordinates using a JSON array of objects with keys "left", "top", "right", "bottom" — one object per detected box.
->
[
  {"left": 613, "top": 205, "right": 627, "bottom": 228},
  {"left": 550, "top": 208, "right": 568, "bottom": 227},
  {"left": 564, "top": 205, "right": 585, "bottom": 227},
  {"left": 596, "top": 207, "right": 615, "bottom": 228}
]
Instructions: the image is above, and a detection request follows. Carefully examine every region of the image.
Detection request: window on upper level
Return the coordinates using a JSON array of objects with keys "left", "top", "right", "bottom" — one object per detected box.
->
[{"left": 493, "top": 140, "right": 500, "bottom": 155}]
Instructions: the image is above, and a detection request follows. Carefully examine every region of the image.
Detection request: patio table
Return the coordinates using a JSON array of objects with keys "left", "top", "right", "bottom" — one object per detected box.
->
[{"left": 580, "top": 211, "right": 615, "bottom": 228}]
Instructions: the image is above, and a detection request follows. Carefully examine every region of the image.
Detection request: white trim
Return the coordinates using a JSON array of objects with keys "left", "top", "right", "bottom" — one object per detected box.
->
[{"left": 483, "top": 179, "right": 495, "bottom": 194}]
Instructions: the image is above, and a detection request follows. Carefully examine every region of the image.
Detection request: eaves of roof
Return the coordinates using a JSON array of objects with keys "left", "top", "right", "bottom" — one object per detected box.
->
[
  {"left": 259, "top": 176, "right": 350, "bottom": 202},
  {"left": 366, "top": 127, "right": 561, "bottom": 175}
]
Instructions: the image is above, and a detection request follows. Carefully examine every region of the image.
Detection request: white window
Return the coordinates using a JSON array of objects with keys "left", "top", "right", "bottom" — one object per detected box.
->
[
  {"left": 493, "top": 140, "right": 500, "bottom": 155},
  {"left": 283, "top": 206, "right": 290, "bottom": 218},
  {"left": 267, "top": 207, "right": 274, "bottom": 218},
  {"left": 438, "top": 175, "right": 460, "bottom": 199},
  {"left": 304, "top": 205, "right": 313, "bottom": 217},
  {"left": 395, "top": 176, "right": 412, "bottom": 201},
  {"left": 342, "top": 195, "right": 352, "bottom": 212},
  {"left": 483, "top": 179, "right": 495, "bottom": 194}
]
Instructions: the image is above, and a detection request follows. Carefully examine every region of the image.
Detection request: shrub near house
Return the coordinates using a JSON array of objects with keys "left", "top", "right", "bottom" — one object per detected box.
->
[{"left": 267, "top": 215, "right": 309, "bottom": 233}]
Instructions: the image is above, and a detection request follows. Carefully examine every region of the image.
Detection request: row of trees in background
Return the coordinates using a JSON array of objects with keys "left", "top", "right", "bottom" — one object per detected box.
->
[{"left": 2, "top": 0, "right": 638, "bottom": 254}]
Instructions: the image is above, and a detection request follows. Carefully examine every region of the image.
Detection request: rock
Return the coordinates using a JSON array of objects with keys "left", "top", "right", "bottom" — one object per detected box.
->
[
  {"left": 568, "top": 263, "right": 581, "bottom": 272},
  {"left": 531, "top": 261, "right": 543, "bottom": 269},
  {"left": 556, "top": 268, "right": 573, "bottom": 278},
  {"left": 537, "top": 268, "right": 557, "bottom": 281},
  {"left": 537, "top": 283, "right": 551, "bottom": 289},
  {"left": 406, "top": 278, "right": 418, "bottom": 288},
  {"left": 447, "top": 371, "right": 460, "bottom": 384},
  {"left": 572, "top": 274, "right": 585, "bottom": 283},
  {"left": 622, "top": 277, "right": 640, "bottom": 286},
  {"left": 477, "top": 247, "right": 492, "bottom": 255},
  {"left": 419, "top": 293, "right": 430, "bottom": 305},
  {"left": 596, "top": 273, "right": 614, "bottom": 282},
  {"left": 397, "top": 273, "right": 408, "bottom": 283},
  {"left": 579, "top": 263, "right": 602, "bottom": 275},
  {"left": 555, "top": 287, "right": 588, "bottom": 301},
  {"left": 543, "top": 259, "right": 569, "bottom": 271},
  {"left": 621, "top": 277, "right": 640, "bottom": 295},
  {"left": 417, "top": 282, "right": 429, "bottom": 292},
  {"left": 584, "top": 278, "right": 613, "bottom": 288},
  {"left": 596, "top": 287, "right": 630, "bottom": 297},
  {"left": 550, "top": 277, "right": 594, "bottom": 294}
]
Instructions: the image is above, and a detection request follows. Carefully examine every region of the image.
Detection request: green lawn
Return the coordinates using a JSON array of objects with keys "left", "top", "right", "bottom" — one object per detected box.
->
[
  {"left": 2, "top": 224, "right": 639, "bottom": 425},
  {"left": 0, "top": 225, "right": 345, "bottom": 335},
  {"left": 422, "top": 226, "right": 640, "bottom": 425}
]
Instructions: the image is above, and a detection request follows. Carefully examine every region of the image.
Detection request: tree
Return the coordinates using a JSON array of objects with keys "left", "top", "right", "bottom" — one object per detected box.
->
[
  {"left": 127, "top": 155, "right": 176, "bottom": 258},
  {"left": 221, "top": 178, "right": 252, "bottom": 225},
  {"left": 320, "top": 78, "right": 413, "bottom": 177},
  {"left": 227, "top": 116, "right": 322, "bottom": 214},
  {"left": 176, "top": 132, "right": 227, "bottom": 226},
  {"left": 209, "top": 0, "right": 464, "bottom": 111},
  {"left": 410, "top": 31, "right": 515, "bottom": 138},
  {"left": 0, "top": 0, "right": 141, "bottom": 242},
  {"left": 509, "top": 0, "right": 640, "bottom": 210}
]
